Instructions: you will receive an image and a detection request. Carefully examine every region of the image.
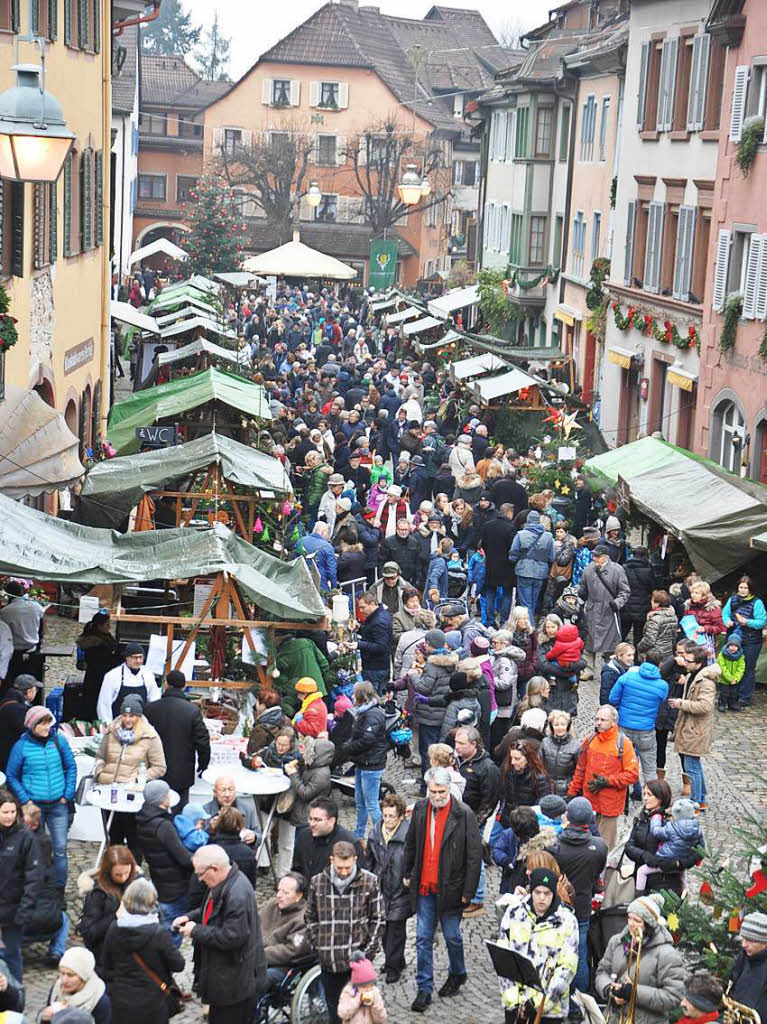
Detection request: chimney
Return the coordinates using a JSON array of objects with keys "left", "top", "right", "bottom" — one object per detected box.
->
[{"left": 337, "top": 0, "right": 359, "bottom": 7}]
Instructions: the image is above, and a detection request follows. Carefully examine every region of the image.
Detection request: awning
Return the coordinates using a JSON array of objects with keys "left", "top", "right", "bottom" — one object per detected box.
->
[
  {"left": 156, "top": 339, "right": 244, "bottom": 369},
  {"left": 667, "top": 367, "right": 697, "bottom": 392},
  {"left": 162, "top": 275, "right": 220, "bottom": 294},
  {"left": 154, "top": 307, "right": 200, "bottom": 327},
  {"left": 415, "top": 329, "right": 461, "bottom": 353},
  {"left": 213, "top": 272, "right": 264, "bottom": 288},
  {"left": 110, "top": 301, "right": 160, "bottom": 334},
  {"left": 149, "top": 291, "right": 219, "bottom": 317},
  {"left": 241, "top": 238, "right": 357, "bottom": 280},
  {"left": 78, "top": 432, "right": 292, "bottom": 528},
  {"left": 386, "top": 306, "right": 421, "bottom": 326},
  {"left": 128, "top": 239, "right": 188, "bottom": 266},
  {"left": 451, "top": 352, "right": 509, "bottom": 382},
  {"left": 473, "top": 367, "right": 540, "bottom": 404},
  {"left": 402, "top": 315, "right": 443, "bottom": 336},
  {"left": 583, "top": 436, "right": 767, "bottom": 580},
  {"left": 0, "top": 387, "right": 85, "bottom": 498},
  {"left": 554, "top": 304, "right": 582, "bottom": 327},
  {"left": 607, "top": 345, "right": 637, "bottom": 369},
  {"left": 370, "top": 296, "right": 397, "bottom": 313},
  {"left": 158, "top": 317, "right": 237, "bottom": 342},
  {"left": 428, "top": 284, "right": 479, "bottom": 318}
]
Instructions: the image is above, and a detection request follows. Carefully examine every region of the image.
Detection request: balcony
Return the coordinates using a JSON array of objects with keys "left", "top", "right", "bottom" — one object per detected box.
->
[
  {"left": 507, "top": 266, "right": 551, "bottom": 310},
  {"left": 138, "top": 134, "right": 203, "bottom": 153}
]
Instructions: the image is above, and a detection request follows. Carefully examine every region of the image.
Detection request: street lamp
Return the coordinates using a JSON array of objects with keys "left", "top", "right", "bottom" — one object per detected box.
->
[
  {"left": 306, "top": 180, "right": 322, "bottom": 208},
  {"left": 420, "top": 176, "right": 431, "bottom": 197},
  {"left": 398, "top": 163, "right": 423, "bottom": 205},
  {"left": 0, "top": 61, "right": 75, "bottom": 183}
]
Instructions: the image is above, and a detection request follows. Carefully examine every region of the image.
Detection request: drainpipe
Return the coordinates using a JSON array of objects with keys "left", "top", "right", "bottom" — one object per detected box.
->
[
  {"left": 113, "top": 1, "right": 160, "bottom": 36},
  {"left": 99, "top": 0, "right": 111, "bottom": 432}
]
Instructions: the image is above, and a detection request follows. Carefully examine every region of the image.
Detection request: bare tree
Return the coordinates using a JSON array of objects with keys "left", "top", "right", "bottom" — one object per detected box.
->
[
  {"left": 346, "top": 118, "right": 452, "bottom": 236},
  {"left": 498, "top": 16, "right": 525, "bottom": 49},
  {"left": 215, "top": 120, "right": 314, "bottom": 245}
]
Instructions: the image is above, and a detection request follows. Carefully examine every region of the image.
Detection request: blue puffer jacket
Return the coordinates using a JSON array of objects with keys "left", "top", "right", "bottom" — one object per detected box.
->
[
  {"left": 608, "top": 663, "right": 669, "bottom": 732},
  {"left": 649, "top": 815, "right": 703, "bottom": 859},
  {"left": 6, "top": 731, "right": 76, "bottom": 804},
  {"left": 509, "top": 514, "right": 555, "bottom": 580}
]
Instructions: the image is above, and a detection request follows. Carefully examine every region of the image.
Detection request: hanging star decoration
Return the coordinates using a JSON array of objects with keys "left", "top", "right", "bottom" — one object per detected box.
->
[{"left": 562, "top": 411, "right": 581, "bottom": 439}]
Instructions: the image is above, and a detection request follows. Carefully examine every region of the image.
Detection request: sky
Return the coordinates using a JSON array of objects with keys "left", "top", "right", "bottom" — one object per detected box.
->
[{"left": 184, "top": 0, "right": 557, "bottom": 81}]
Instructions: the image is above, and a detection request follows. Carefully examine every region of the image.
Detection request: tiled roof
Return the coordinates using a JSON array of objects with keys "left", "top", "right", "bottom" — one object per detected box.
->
[
  {"left": 243, "top": 220, "right": 416, "bottom": 260},
  {"left": 141, "top": 55, "right": 200, "bottom": 106},
  {"left": 112, "top": 24, "right": 138, "bottom": 114}
]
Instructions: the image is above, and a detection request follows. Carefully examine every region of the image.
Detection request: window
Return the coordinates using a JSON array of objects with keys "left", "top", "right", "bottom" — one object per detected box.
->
[
  {"left": 314, "top": 194, "right": 337, "bottom": 222},
  {"left": 637, "top": 40, "right": 664, "bottom": 132},
  {"left": 553, "top": 215, "right": 563, "bottom": 267},
  {"left": 176, "top": 175, "right": 198, "bottom": 203},
  {"left": 319, "top": 82, "right": 339, "bottom": 108},
  {"left": 224, "top": 129, "right": 243, "bottom": 155},
  {"left": 672, "top": 205, "right": 696, "bottom": 302},
  {"left": 63, "top": 150, "right": 79, "bottom": 256},
  {"left": 79, "top": 148, "right": 93, "bottom": 251},
  {"left": 510, "top": 214, "right": 524, "bottom": 264},
  {"left": 452, "top": 160, "right": 477, "bottom": 186},
  {"left": 31, "top": 0, "right": 57, "bottom": 39},
  {"left": 139, "top": 113, "right": 167, "bottom": 136},
  {"left": 591, "top": 211, "right": 601, "bottom": 261},
  {"left": 598, "top": 97, "right": 610, "bottom": 160},
  {"left": 535, "top": 107, "right": 553, "bottom": 157},
  {"left": 316, "top": 135, "right": 337, "bottom": 167},
  {"left": 704, "top": 41, "right": 725, "bottom": 131},
  {"left": 726, "top": 229, "right": 753, "bottom": 297},
  {"left": 179, "top": 116, "right": 203, "bottom": 140},
  {"left": 65, "top": 0, "right": 99, "bottom": 51},
  {"left": 0, "top": 181, "right": 24, "bottom": 278},
  {"left": 453, "top": 93, "right": 464, "bottom": 118},
  {"left": 643, "top": 200, "right": 665, "bottom": 293},
  {"left": 138, "top": 173, "right": 166, "bottom": 201},
  {"left": 489, "top": 110, "right": 508, "bottom": 162},
  {"left": 579, "top": 95, "right": 596, "bottom": 161},
  {"left": 0, "top": 0, "right": 19, "bottom": 32},
  {"left": 559, "top": 104, "right": 571, "bottom": 161},
  {"left": 272, "top": 79, "right": 291, "bottom": 106},
  {"left": 714, "top": 400, "right": 746, "bottom": 473},
  {"left": 515, "top": 107, "right": 529, "bottom": 158},
  {"left": 529, "top": 216, "right": 546, "bottom": 264},
  {"left": 34, "top": 182, "right": 57, "bottom": 269},
  {"left": 571, "top": 212, "right": 585, "bottom": 278}
]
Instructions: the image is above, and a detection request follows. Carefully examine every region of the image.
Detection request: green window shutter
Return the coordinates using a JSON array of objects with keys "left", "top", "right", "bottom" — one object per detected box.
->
[
  {"left": 34, "top": 184, "right": 44, "bottom": 269},
  {"left": 85, "top": 149, "right": 93, "bottom": 248},
  {"left": 11, "top": 0, "right": 19, "bottom": 32},
  {"left": 0, "top": 184, "right": 5, "bottom": 270},
  {"left": 11, "top": 183, "right": 24, "bottom": 278},
  {"left": 92, "top": 0, "right": 99, "bottom": 52},
  {"left": 79, "top": 151, "right": 85, "bottom": 250},
  {"left": 91, "top": 379, "right": 101, "bottom": 445},
  {"left": 49, "top": 0, "right": 58, "bottom": 39},
  {"left": 31, "top": 0, "right": 40, "bottom": 35},
  {"left": 64, "top": 0, "right": 71, "bottom": 44},
  {"left": 94, "top": 150, "right": 103, "bottom": 245},
  {"left": 78, "top": 0, "right": 88, "bottom": 48},
  {"left": 63, "top": 153, "right": 72, "bottom": 255},
  {"left": 49, "top": 182, "right": 57, "bottom": 263}
]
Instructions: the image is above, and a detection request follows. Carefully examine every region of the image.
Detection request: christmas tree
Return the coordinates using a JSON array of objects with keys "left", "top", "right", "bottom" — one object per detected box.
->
[{"left": 180, "top": 175, "right": 244, "bottom": 276}]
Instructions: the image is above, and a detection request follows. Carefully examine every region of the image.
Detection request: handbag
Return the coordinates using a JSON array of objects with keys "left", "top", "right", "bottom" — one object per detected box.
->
[
  {"left": 603, "top": 847, "right": 636, "bottom": 908},
  {"left": 132, "top": 949, "right": 182, "bottom": 1017}
]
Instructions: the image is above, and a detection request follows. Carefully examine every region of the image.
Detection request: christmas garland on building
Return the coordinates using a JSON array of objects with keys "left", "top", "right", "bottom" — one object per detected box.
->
[
  {"left": 0, "top": 283, "right": 18, "bottom": 352},
  {"left": 611, "top": 300, "right": 700, "bottom": 352},
  {"left": 508, "top": 265, "right": 561, "bottom": 290}
]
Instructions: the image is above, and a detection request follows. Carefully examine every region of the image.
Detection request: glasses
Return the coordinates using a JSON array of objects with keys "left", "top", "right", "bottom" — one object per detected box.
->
[{"left": 195, "top": 865, "right": 214, "bottom": 880}]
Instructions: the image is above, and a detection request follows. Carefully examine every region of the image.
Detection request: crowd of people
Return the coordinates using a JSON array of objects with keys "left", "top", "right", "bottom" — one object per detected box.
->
[{"left": 1, "top": 276, "right": 765, "bottom": 1024}]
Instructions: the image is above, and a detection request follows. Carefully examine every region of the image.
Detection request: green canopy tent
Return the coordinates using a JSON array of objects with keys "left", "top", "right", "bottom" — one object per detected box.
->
[
  {"left": 78, "top": 432, "right": 292, "bottom": 529},
  {"left": 140, "top": 339, "right": 249, "bottom": 389},
  {"left": 107, "top": 367, "right": 271, "bottom": 454},
  {"left": 583, "top": 437, "right": 767, "bottom": 580},
  {"left": 148, "top": 289, "right": 220, "bottom": 317}
]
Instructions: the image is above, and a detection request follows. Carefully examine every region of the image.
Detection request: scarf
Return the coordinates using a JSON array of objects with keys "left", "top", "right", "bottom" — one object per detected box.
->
[
  {"left": 381, "top": 822, "right": 398, "bottom": 845},
  {"left": 51, "top": 972, "right": 106, "bottom": 1012},
  {"left": 419, "top": 799, "right": 450, "bottom": 896},
  {"left": 330, "top": 863, "right": 357, "bottom": 893},
  {"left": 116, "top": 727, "right": 135, "bottom": 745},
  {"left": 117, "top": 911, "right": 159, "bottom": 928},
  {"left": 297, "top": 691, "right": 323, "bottom": 716},
  {"left": 677, "top": 1013, "right": 720, "bottom": 1024}
]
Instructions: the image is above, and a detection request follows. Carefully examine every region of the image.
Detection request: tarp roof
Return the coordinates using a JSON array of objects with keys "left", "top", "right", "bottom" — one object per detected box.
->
[
  {"left": 161, "top": 275, "right": 220, "bottom": 294},
  {"left": 370, "top": 296, "right": 397, "bottom": 312},
  {"left": 78, "top": 432, "right": 292, "bottom": 528},
  {"left": 107, "top": 368, "right": 271, "bottom": 453},
  {"left": 0, "top": 498, "right": 325, "bottom": 621},
  {"left": 583, "top": 437, "right": 767, "bottom": 580},
  {"left": 451, "top": 352, "right": 509, "bottom": 381},
  {"left": 213, "top": 271, "right": 264, "bottom": 288},
  {"left": 428, "top": 284, "right": 479, "bottom": 318},
  {"left": 128, "top": 239, "right": 188, "bottom": 266},
  {"left": 158, "top": 316, "right": 237, "bottom": 342},
  {"left": 386, "top": 306, "right": 421, "bottom": 325},
  {"left": 110, "top": 301, "right": 160, "bottom": 334},
  {"left": 0, "top": 387, "right": 85, "bottom": 498},
  {"left": 241, "top": 238, "right": 357, "bottom": 280},
  {"left": 473, "top": 367, "right": 540, "bottom": 404},
  {"left": 415, "top": 329, "right": 461, "bottom": 352},
  {"left": 148, "top": 290, "right": 219, "bottom": 317},
  {"left": 154, "top": 307, "right": 201, "bottom": 327},
  {"left": 157, "top": 339, "right": 244, "bottom": 368},
  {"left": 401, "top": 315, "right": 443, "bottom": 336}
]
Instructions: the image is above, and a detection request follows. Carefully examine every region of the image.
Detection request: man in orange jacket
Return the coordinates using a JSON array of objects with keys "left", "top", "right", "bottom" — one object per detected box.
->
[{"left": 568, "top": 704, "right": 639, "bottom": 849}]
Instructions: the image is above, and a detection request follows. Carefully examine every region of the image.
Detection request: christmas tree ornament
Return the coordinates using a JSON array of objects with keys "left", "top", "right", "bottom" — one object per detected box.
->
[
  {"left": 271, "top": 667, "right": 280, "bottom": 678},
  {"left": 746, "top": 869, "right": 767, "bottom": 899},
  {"left": 254, "top": 516, "right": 263, "bottom": 534},
  {"left": 262, "top": 525, "right": 270, "bottom": 543}
]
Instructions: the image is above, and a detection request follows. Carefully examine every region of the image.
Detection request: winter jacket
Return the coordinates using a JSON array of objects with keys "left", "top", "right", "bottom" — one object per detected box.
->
[
  {"left": 448, "top": 443, "right": 475, "bottom": 479},
  {"left": 672, "top": 664, "right": 718, "bottom": 757},
  {"left": 579, "top": 559, "right": 631, "bottom": 653},
  {"left": 358, "top": 606, "right": 393, "bottom": 672},
  {"left": 497, "top": 894, "right": 579, "bottom": 1018},
  {"left": 492, "top": 646, "right": 525, "bottom": 715},
  {"left": 337, "top": 982, "right": 387, "bottom": 1024},
  {"left": 636, "top": 606, "right": 679, "bottom": 662},
  {"left": 286, "top": 737, "right": 334, "bottom": 826},
  {"left": 344, "top": 701, "right": 389, "bottom": 772},
  {"left": 93, "top": 716, "right": 166, "bottom": 785},
  {"left": 101, "top": 920, "right": 185, "bottom": 1024},
  {"left": 0, "top": 687, "right": 31, "bottom": 770},
  {"left": 365, "top": 817, "right": 411, "bottom": 920},
  {"left": 457, "top": 747, "right": 500, "bottom": 823},
  {"left": 481, "top": 515, "right": 517, "bottom": 588},
  {"left": 379, "top": 533, "right": 420, "bottom": 579},
  {"left": 6, "top": 730, "right": 76, "bottom": 805},
  {"left": 275, "top": 636, "right": 330, "bottom": 714},
  {"left": 723, "top": 594, "right": 767, "bottom": 645},
  {"left": 509, "top": 521, "right": 555, "bottom": 580},
  {"left": 567, "top": 724, "right": 639, "bottom": 817},
  {"left": 595, "top": 925, "right": 685, "bottom": 1024},
  {"left": 546, "top": 624, "right": 584, "bottom": 666},
  {"left": 246, "top": 706, "right": 289, "bottom": 755},
  {"left": 135, "top": 803, "right": 193, "bottom": 902},
  {"left": 393, "top": 627, "right": 426, "bottom": 677},
  {"left": 540, "top": 733, "right": 582, "bottom": 797},
  {"left": 305, "top": 866, "right": 384, "bottom": 973},
  {"left": 0, "top": 819, "right": 42, "bottom": 928},
  {"left": 729, "top": 949, "right": 767, "bottom": 1024},
  {"left": 259, "top": 895, "right": 311, "bottom": 965},
  {"left": 292, "top": 822, "right": 358, "bottom": 880},
  {"left": 337, "top": 544, "right": 367, "bottom": 584},
  {"left": 684, "top": 597, "right": 725, "bottom": 637},
  {"left": 144, "top": 687, "right": 210, "bottom": 792},
  {"left": 188, "top": 863, "right": 267, "bottom": 1004},
  {"left": 202, "top": 796, "right": 259, "bottom": 835},
  {"left": 649, "top": 814, "right": 703, "bottom": 860},
  {"left": 425, "top": 553, "right": 449, "bottom": 599},
  {"left": 410, "top": 651, "right": 459, "bottom": 727},
  {"left": 622, "top": 557, "right": 656, "bottom": 616},
  {"left": 78, "top": 870, "right": 129, "bottom": 964},
  {"left": 354, "top": 514, "right": 382, "bottom": 576},
  {"left": 403, "top": 796, "right": 482, "bottom": 916},
  {"left": 439, "top": 688, "right": 482, "bottom": 740},
  {"left": 717, "top": 646, "right": 746, "bottom": 685},
  {"left": 600, "top": 657, "right": 631, "bottom": 706},
  {"left": 499, "top": 766, "right": 551, "bottom": 827},
  {"left": 624, "top": 810, "right": 695, "bottom": 894},
  {"left": 547, "top": 826, "right": 607, "bottom": 920},
  {"left": 293, "top": 691, "right": 328, "bottom": 738},
  {"left": 609, "top": 663, "right": 669, "bottom": 731},
  {"left": 454, "top": 473, "right": 482, "bottom": 506},
  {"left": 300, "top": 533, "right": 338, "bottom": 590},
  {"left": 187, "top": 833, "right": 256, "bottom": 904}
]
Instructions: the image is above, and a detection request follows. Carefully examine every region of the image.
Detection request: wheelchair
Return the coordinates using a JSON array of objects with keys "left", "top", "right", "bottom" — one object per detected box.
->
[{"left": 252, "top": 955, "right": 328, "bottom": 1024}]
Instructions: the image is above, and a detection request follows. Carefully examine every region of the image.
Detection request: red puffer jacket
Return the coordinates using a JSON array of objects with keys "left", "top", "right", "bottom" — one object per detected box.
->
[{"left": 685, "top": 599, "right": 725, "bottom": 636}]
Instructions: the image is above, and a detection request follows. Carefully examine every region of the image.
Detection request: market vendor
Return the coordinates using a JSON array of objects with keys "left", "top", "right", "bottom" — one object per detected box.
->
[{"left": 96, "top": 641, "right": 161, "bottom": 723}]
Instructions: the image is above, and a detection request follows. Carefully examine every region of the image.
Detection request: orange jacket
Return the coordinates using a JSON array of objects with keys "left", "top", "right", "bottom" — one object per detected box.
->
[{"left": 567, "top": 724, "right": 639, "bottom": 816}]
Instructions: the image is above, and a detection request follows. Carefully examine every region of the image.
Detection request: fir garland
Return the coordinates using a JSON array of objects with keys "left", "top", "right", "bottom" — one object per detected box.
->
[
  {"left": 0, "top": 283, "right": 18, "bottom": 352},
  {"left": 611, "top": 301, "right": 699, "bottom": 352},
  {"left": 720, "top": 296, "right": 742, "bottom": 353},
  {"left": 508, "top": 265, "right": 560, "bottom": 290}
]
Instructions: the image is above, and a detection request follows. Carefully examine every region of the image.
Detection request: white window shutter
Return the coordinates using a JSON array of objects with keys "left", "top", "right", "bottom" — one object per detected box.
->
[
  {"left": 637, "top": 42, "right": 650, "bottom": 130},
  {"left": 338, "top": 83, "right": 349, "bottom": 109},
  {"left": 290, "top": 80, "right": 300, "bottom": 106},
  {"left": 508, "top": 110, "right": 517, "bottom": 160},
  {"left": 624, "top": 200, "right": 637, "bottom": 285},
  {"left": 755, "top": 235, "right": 767, "bottom": 320},
  {"left": 241, "top": 129, "right": 252, "bottom": 151},
  {"left": 673, "top": 205, "right": 696, "bottom": 301},
  {"left": 645, "top": 201, "right": 665, "bottom": 293},
  {"left": 695, "top": 34, "right": 710, "bottom": 130},
  {"left": 712, "top": 228, "right": 731, "bottom": 312},
  {"left": 743, "top": 234, "right": 763, "bottom": 319},
  {"left": 310, "top": 81, "right": 320, "bottom": 108},
  {"left": 357, "top": 138, "right": 366, "bottom": 166},
  {"left": 213, "top": 127, "right": 223, "bottom": 150},
  {"left": 687, "top": 34, "right": 710, "bottom": 131},
  {"left": 336, "top": 135, "right": 346, "bottom": 165},
  {"left": 665, "top": 38, "right": 678, "bottom": 131},
  {"left": 730, "top": 66, "right": 749, "bottom": 142},
  {"left": 262, "top": 79, "right": 272, "bottom": 105},
  {"left": 488, "top": 114, "right": 496, "bottom": 161}
]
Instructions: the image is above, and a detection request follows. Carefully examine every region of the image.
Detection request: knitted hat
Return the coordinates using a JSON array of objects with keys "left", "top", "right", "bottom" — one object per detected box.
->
[
  {"left": 593, "top": 544, "right": 612, "bottom": 556},
  {"left": 143, "top": 780, "right": 172, "bottom": 806},
  {"left": 449, "top": 671, "right": 470, "bottom": 693},
  {"left": 295, "top": 677, "right": 318, "bottom": 694},
  {"left": 671, "top": 798, "right": 696, "bottom": 821},
  {"left": 526, "top": 510, "right": 541, "bottom": 524},
  {"left": 479, "top": 490, "right": 492, "bottom": 502},
  {"left": 15, "top": 673, "right": 42, "bottom": 691},
  {"left": 565, "top": 796, "right": 594, "bottom": 826},
  {"left": 59, "top": 946, "right": 96, "bottom": 982},
  {"left": 627, "top": 892, "right": 665, "bottom": 928},
  {"left": 119, "top": 694, "right": 145, "bottom": 715},
  {"left": 424, "top": 629, "right": 446, "bottom": 649},
  {"left": 124, "top": 642, "right": 144, "bottom": 656},
  {"left": 349, "top": 953, "right": 377, "bottom": 985},
  {"left": 387, "top": 484, "right": 403, "bottom": 497},
  {"left": 334, "top": 694, "right": 353, "bottom": 715},
  {"left": 540, "top": 794, "right": 567, "bottom": 820},
  {"left": 25, "top": 705, "right": 54, "bottom": 730},
  {"left": 605, "top": 515, "right": 622, "bottom": 533},
  {"left": 740, "top": 912, "right": 767, "bottom": 943},
  {"left": 444, "top": 630, "right": 463, "bottom": 651},
  {"left": 336, "top": 497, "right": 352, "bottom": 512},
  {"left": 52, "top": 1010, "right": 97, "bottom": 1024},
  {"left": 528, "top": 867, "right": 557, "bottom": 894},
  {"left": 470, "top": 636, "right": 490, "bottom": 657},
  {"left": 382, "top": 562, "right": 400, "bottom": 577},
  {"left": 397, "top": 451, "right": 411, "bottom": 463}
]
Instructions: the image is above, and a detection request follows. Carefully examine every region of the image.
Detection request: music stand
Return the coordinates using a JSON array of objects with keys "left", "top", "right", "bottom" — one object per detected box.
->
[{"left": 486, "top": 941, "right": 543, "bottom": 991}]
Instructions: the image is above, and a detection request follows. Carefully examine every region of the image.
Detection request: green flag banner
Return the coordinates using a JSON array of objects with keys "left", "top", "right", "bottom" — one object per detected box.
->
[{"left": 369, "top": 238, "right": 398, "bottom": 290}]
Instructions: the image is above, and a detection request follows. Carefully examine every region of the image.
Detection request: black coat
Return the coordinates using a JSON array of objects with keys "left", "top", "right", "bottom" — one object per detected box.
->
[
  {"left": 458, "top": 748, "right": 500, "bottom": 824},
  {"left": 292, "top": 823, "right": 358, "bottom": 879},
  {"left": 353, "top": 514, "right": 381, "bottom": 573},
  {"left": 547, "top": 826, "right": 607, "bottom": 921},
  {"left": 403, "top": 796, "right": 482, "bottom": 916},
  {"left": 143, "top": 688, "right": 210, "bottom": 791},
  {"left": 135, "top": 804, "right": 193, "bottom": 902},
  {"left": 22, "top": 832, "right": 62, "bottom": 939},
  {"left": 730, "top": 949, "right": 767, "bottom": 1024},
  {"left": 622, "top": 557, "right": 656, "bottom": 617},
  {"left": 336, "top": 546, "right": 367, "bottom": 584},
  {"left": 344, "top": 703, "right": 389, "bottom": 771},
  {"left": 365, "top": 817, "right": 411, "bottom": 921},
  {"left": 623, "top": 808, "right": 693, "bottom": 896},
  {"left": 0, "top": 688, "right": 30, "bottom": 770},
  {"left": 358, "top": 606, "right": 393, "bottom": 671},
  {"left": 379, "top": 533, "right": 420, "bottom": 577},
  {"left": 657, "top": 656, "right": 686, "bottom": 731},
  {"left": 79, "top": 877, "right": 121, "bottom": 966},
  {"left": 188, "top": 835, "right": 256, "bottom": 909},
  {"left": 491, "top": 478, "right": 528, "bottom": 515},
  {"left": 0, "top": 820, "right": 42, "bottom": 927},
  {"left": 188, "top": 863, "right": 267, "bottom": 1005},
  {"left": 101, "top": 921, "right": 184, "bottom": 1024},
  {"left": 480, "top": 515, "right": 517, "bottom": 587},
  {"left": 499, "top": 768, "right": 551, "bottom": 827},
  {"left": 539, "top": 733, "right": 582, "bottom": 797}
]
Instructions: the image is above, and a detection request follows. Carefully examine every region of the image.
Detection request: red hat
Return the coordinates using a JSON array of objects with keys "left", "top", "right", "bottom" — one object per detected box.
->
[{"left": 349, "top": 955, "right": 376, "bottom": 985}]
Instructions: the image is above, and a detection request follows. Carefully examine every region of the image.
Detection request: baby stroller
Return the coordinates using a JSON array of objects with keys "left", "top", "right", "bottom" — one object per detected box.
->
[
  {"left": 329, "top": 694, "right": 411, "bottom": 802},
  {"left": 587, "top": 903, "right": 630, "bottom": 994}
]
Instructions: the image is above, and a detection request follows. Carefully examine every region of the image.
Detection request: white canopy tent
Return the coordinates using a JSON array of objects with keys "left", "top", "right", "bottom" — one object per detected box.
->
[
  {"left": 473, "top": 367, "right": 540, "bottom": 405},
  {"left": 402, "top": 315, "right": 443, "bottom": 336},
  {"left": 158, "top": 316, "right": 237, "bottom": 342},
  {"left": 154, "top": 307, "right": 202, "bottom": 328},
  {"left": 386, "top": 306, "right": 421, "bottom": 326},
  {"left": 161, "top": 274, "right": 220, "bottom": 295},
  {"left": 156, "top": 339, "right": 248, "bottom": 368},
  {"left": 241, "top": 237, "right": 357, "bottom": 280},
  {"left": 150, "top": 294, "right": 220, "bottom": 319},
  {"left": 370, "top": 295, "right": 398, "bottom": 312},
  {"left": 213, "top": 271, "right": 264, "bottom": 288},
  {"left": 128, "top": 238, "right": 188, "bottom": 266},
  {"left": 0, "top": 387, "right": 85, "bottom": 497},
  {"left": 451, "top": 353, "right": 509, "bottom": 382},
  {"left": 414, "top": 329, "right": 461, "bottom": 353},
  {"left": 428, "top": 284, "right": 479, "bottom": 319},
  {"left": 110, "top": 300, "right": 159, "bottom": 334}
]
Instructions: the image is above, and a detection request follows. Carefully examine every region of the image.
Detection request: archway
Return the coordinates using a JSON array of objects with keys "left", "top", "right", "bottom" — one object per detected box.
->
[
  {"left": 64, "top": 398, "right": 77, "bottom": 436},
  {"left": 33, "top": 379, "right": 55, "bottom": 408},
  {"left": 134, "top": 222, "right": 189, "bottom": 249}
]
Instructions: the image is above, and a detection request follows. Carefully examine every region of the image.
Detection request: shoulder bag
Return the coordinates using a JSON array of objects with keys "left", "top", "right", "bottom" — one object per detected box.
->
[{"left": 132, "top": 947, "right": 182, "bottom": 1018}]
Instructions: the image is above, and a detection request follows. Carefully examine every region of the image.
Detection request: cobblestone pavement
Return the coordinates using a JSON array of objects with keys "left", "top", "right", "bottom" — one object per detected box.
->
[{"left": 22, "top": 618, "right": 767, "bottom": 1023}]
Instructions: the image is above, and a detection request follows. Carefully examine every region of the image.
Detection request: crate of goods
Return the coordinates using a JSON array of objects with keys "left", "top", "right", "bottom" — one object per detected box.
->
[{"left": 45, "top": 687, "right": 64, "bottom": 723}]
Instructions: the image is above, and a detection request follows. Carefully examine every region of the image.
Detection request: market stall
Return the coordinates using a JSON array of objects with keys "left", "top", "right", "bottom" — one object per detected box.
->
[
  {"left": 0, "top": 387, "right": 85, "bottom": 498},
  {"left": 450, "top": 352, "right": 509, "bottom": 382},
  {"left": 472, "top": 367, "right": 545, "bottom": 408},
  {"left": 140, "top": 339, "right": 249, "bottom": 389},
  {"left": 128, "top": 238, "right": 188, "bottom": 268},
  {"left": 241, "top": 237, "right": 357, "bottom": 281},
  {"left": 427, "top": 283, "right": 480, "bottom": 329},
  {"left": 386, "top": 305, "right": 422, "bottom": 326}
]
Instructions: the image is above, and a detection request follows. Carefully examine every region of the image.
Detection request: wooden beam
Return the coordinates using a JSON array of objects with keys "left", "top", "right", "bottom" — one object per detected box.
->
[{"left": 112, "top": 613, "right": 328, "bottom": 630}]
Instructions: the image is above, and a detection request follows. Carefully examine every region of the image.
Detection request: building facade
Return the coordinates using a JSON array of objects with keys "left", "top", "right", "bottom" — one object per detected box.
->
[
  {"left": 111, "top": 23, "right": 138, "bottom": 280},
  {"left": 694, "top": 0, "right": 767, "bottom": 481}
]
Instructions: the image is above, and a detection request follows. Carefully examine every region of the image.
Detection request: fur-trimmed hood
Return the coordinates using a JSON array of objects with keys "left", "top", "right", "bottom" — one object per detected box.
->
[
  {"left": 427, "top": 651, "right": 459, "bottom": 669},
  {"left": 457, "top": 655, "right": 485, "bottom": 679},
  {"left": 518, "top": 826, "right": 559, "bottom": 861},
  {"left": 77, "top": 868, "right": 98, "bottom": 896}
]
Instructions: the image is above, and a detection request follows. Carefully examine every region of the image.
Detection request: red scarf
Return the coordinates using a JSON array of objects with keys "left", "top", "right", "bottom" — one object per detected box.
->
[
  {"left": 419, "top": 799, "right": 450, "bottom": 896},
  {"left": 677, "top": 1013, "right": 720, "bottom": 1024}
]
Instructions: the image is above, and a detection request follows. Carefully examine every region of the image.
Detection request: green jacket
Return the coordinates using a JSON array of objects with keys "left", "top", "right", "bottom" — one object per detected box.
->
[
  {"left": 275, "top": 637, "right": 331, "bottom": 714},
  {"left": 716, "top": 651, "right": 745, "bottom": 686},
  {"left": 305, "top": 467, "right": 330, "bottom": 515}
]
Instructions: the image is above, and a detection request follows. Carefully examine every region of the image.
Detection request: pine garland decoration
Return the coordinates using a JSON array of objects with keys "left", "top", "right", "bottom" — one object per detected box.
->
[
  {"left": 611, "top": 301, "right": 699, "bottom": 352},
  {"left": 180, "top": 175, "right": 245, "bottom": 276},
  {"left": 0, "top": 283, "right": 19, "bottom": 352},
  {"left": 720, "top": 296, "right": 742, "bottom": 353}
]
